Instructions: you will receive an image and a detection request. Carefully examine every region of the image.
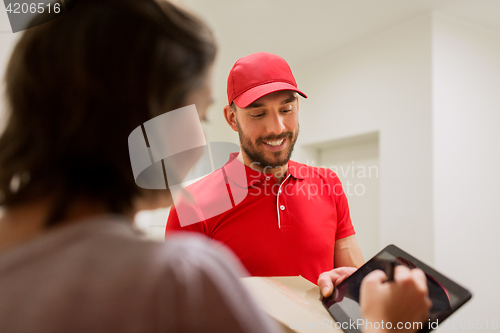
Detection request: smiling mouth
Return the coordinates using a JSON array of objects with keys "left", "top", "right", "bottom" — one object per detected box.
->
[
  {"left": 262, "top": 138, "right": 287, "bottom": 151},
  {"left": 263, "top": 139, "right": 284, "bottom": 146}
]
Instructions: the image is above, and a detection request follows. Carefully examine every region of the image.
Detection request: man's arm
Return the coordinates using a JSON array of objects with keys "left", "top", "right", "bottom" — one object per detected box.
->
[
  {"left": 317, "top": 235, "right": 364, "bottom": 296},
  {"left": 328, "top": 169, "right": 364, "bottom": 268},
  {"left": 334, "top": 234, "right": 364, "bottom": 268}
]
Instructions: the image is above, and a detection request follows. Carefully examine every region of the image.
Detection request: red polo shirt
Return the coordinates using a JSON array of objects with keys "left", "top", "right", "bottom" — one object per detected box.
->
[{"left": 165, "top": 153, "right": 355, "bottom": 283}]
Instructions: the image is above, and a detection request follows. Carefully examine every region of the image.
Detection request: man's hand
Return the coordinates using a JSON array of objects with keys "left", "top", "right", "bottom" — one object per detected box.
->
[
  {"left": 318, "top": 267, "right": 357, "bottom": 297},
  {"left": 360, "top": 265, "right": 432, "bottom": 333}
]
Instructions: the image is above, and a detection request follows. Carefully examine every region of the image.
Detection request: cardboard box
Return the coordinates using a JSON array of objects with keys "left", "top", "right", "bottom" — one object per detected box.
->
[{"left": 241, "top": 276, "right": 343, "bottom": 333}]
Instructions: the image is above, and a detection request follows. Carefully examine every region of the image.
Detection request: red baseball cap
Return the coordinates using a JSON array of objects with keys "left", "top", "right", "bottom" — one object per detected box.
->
[{"left": 227, "top": 52, "right": 307, "bottom": 108}]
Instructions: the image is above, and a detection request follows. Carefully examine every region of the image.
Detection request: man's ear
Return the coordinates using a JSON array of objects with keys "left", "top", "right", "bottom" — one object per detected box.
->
[{"left": 223, "top": 105, "right": 238, "bottom": 132}]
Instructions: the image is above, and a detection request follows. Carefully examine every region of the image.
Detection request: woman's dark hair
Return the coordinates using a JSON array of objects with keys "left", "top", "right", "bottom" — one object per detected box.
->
[{"left": 0, "top": 0, "right": 216, "bottom": 225}]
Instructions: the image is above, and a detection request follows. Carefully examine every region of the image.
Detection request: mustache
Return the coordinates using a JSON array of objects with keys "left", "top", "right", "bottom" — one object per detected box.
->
[{"left": 257, "top": 131, "right": 293, "bottom": 144}]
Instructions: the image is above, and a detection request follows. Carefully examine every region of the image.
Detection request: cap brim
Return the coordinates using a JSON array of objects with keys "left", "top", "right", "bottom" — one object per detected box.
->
[{"left": 233, "top": 82, "right": 307, "bottom": 109}]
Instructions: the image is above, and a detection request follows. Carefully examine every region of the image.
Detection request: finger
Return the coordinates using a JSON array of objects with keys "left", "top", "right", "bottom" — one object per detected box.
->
[
  {"left": 410, "top": 268, "right": 429, "bottom": 294},
  {"left": 318, "top": 273, "right": 334, "bottom": 297},
  {"left": 425, "top": 295, "right": 433, "bottom": 311},
  {"left": 336, "top": 267, "right": 357, "bottom": 285},
  {"left": 394, "top": 264, "right": 411, "bottom": 282},
  {"left": 418, "top": 296, "right": 432, "bottom": 322},
  {"left": 362, "top": 269, "right": 388, "bottom": 285}
]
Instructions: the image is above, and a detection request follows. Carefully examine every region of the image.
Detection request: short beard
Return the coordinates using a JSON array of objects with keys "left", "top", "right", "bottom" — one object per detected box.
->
[{"left": 236, "top": 120, "right": 299, "bottom": 169}]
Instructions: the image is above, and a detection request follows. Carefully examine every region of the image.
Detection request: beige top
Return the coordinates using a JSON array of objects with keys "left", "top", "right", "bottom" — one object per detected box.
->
[{"left": 0, "top": 215, "right": 281, "bottom": 333}]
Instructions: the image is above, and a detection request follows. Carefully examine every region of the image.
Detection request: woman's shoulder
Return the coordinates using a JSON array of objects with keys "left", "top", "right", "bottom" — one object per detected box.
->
[{"left": 150, "top": 233, "right": 247, "bottom": 282}]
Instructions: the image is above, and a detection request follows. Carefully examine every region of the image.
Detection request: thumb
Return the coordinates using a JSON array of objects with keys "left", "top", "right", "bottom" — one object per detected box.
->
[
  {"left": 318, "top": 275, "right": 334, "bottom": 297},
  {"left": 362, "top": 269, "right": 388, "bottom": 285}
]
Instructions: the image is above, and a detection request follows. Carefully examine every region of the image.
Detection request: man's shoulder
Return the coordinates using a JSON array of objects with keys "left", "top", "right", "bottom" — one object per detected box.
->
[
  {"left": 184, "top": 167, "right": 225, "bottom": 191},
  {"left": 179, "top": 167, "right": 234, "bottom": 205},
  {"left": 171, "top": 167, "right": 237, "bottom": 221}
]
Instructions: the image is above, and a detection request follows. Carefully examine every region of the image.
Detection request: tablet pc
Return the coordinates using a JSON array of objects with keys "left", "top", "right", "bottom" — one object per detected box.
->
[{"left": 321, "top": 244, "right": 472, "bottom": 333}]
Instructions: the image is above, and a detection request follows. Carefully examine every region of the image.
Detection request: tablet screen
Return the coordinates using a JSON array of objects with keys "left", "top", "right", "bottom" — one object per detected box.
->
[{"left": 322, "top": 245, "right": 472, "bottom": 333}]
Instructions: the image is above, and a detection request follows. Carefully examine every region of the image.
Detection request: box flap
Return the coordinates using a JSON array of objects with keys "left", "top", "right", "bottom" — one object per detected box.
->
[{"left": 241, "top": 276, "right": 342, "bottom": 332}]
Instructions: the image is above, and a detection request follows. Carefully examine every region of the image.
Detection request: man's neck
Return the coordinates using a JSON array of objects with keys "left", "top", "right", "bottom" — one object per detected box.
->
[{"left": 237, "top": 151, "right": 289, "bottom": 183}]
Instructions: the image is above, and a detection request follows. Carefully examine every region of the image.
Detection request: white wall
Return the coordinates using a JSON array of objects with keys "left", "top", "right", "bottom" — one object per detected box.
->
[
  {"left": 293, "top": 15, "right": 435, "bottom": 264},
  {"left": 0, "top": 6, "right": 19, "bottom": 122},
  {"left": 318, "top": 136, "right": 380, "bottom": 260},
  {"left": 433, "top": 13, "right": 500, "bottom": 329},
  {"left": 289, "top": 11, "right": 500, "bottom": 327}
]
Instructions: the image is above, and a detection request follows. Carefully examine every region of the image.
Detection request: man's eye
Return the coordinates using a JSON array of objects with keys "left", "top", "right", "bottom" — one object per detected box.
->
[
  {"left": 281, "top": 109, "right": 292, "bottom": 113},
  {"left": 250, "top": 114, "right": 264, "bottom": 118}
]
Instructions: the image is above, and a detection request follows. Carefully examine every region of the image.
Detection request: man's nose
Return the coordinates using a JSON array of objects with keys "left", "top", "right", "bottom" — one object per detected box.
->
[{"left": 266, "top": 112, "right": 285, "bottom": 135}]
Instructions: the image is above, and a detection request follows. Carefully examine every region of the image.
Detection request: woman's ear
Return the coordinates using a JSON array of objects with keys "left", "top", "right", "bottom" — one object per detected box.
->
[{"left": 223, "top": 104, "right": 238, "bottom": 132}]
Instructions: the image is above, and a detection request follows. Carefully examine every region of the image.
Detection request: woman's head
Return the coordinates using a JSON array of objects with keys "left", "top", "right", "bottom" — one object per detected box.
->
[{"left": 0, "top": 0, "right": 216, "bottom": 225}]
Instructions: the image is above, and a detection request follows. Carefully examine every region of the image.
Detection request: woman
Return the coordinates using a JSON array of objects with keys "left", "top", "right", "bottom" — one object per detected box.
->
[
  {"left": 0, "top": 1, "right": 430, "bottom": 332},
  {"left": 0, "top": 1, "right": 278, "bottom": 332}
]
